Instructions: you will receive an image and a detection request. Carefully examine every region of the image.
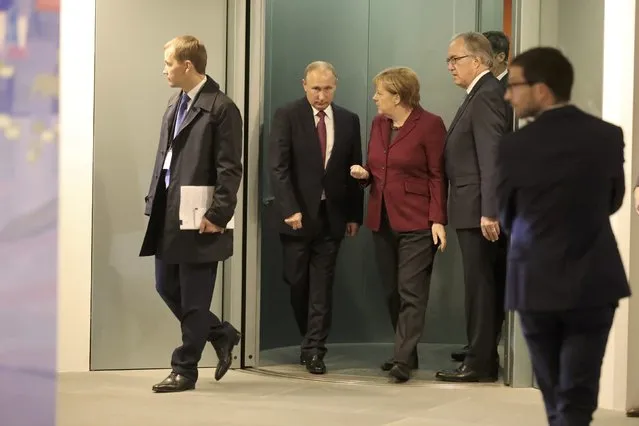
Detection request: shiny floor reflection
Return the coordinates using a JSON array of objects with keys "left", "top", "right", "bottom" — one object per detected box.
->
[{"left": 257, "top": 342, "right": 504, "bottom": 385}]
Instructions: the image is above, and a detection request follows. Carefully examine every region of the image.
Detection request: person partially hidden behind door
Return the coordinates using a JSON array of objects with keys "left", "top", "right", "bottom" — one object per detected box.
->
[
  {"left": 269, "top": 61, "right": 363, "bottom": 375},
  {"left": 139, "top": 35, "right": 243, "bottom": 393},
  {"left": 498, "top": 47, "right": 630, "bottom": 425},
  {"left": 350, "top": 67, "right": 447, "bottom": 382}
]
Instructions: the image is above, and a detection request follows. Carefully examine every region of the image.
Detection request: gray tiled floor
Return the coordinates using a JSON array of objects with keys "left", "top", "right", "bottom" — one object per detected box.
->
[{"left": 55, "top": 368, "right": 636, "bottom": 426}]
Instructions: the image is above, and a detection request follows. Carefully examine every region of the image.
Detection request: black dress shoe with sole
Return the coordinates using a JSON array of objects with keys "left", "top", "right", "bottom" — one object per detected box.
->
[
  {"left": 435, "top": 364, "right": 497, "bottom": 383},
  {"left": 152, "top": 372, "right": 195, "bottom": 393},
  {"left": 381, "top": 359, "right": 394, "bottom": 371},
  {"left": 214, "top": 330, "right": 241, "bottom": 381},
  {"left": 389, "top": 364, "right": 411, "bottom": 382},
  {"left": 306, "top": 355, "right": 326, "bottom": 375},
  {"left": 380, "top": 358, "right": 419, "bottom": 372}
]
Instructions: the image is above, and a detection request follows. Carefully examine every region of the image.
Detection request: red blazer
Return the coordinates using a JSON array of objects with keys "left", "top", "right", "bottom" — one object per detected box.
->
[{"left": 363, "top": 106, "right": 447, "bottom": 232}]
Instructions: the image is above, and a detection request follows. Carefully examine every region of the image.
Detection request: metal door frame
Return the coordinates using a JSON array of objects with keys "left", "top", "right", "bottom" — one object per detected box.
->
[
  {"left": 224, "top": 0, "right": 253, "bottom": 369},
  {"left": 239, "top": 0, "right": 264, "bottom": 367},
  {"left": 500, "top": 0, "right": 539, "bottom": 388}
]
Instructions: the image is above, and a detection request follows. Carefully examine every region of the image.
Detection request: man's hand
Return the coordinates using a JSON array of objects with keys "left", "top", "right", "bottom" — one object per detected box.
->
[
  {"left": 350, "top": 165, "right": 370, "bottom": 180},
  {"left": 345, "top": 222, "right": 359, "bottom": 237},
  {"left": 432, "top": 223, "right": 447, "bottom": 251},
  {"left": 480, "top": 216, "right": 500, "bottom": 242},
  {"left": 199, "top": 217, "right": 224, "bottom": 234},
  {"left": 634, "top": 186, "right": 639, "bottom": 214},
  {"left": 284, "top": 212, "right": 303, "bottom": 230}
]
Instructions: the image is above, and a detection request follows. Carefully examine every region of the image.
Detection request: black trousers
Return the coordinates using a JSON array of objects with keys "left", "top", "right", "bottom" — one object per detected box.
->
[
  {"left": 155, "top": 258, "right": 233, "bottom": 381},
  {"left": 151, "top": 176, "right": 233, "bottom": 381},
  {"left": 280, "top": 202, "right": 341, "bottom": 357},
  {"left": 520, "top": 305, "right": 616, "bottom": 426},
  {"left": 456, "top": 228, "right": 507, "bottom": 372},
  {"left": 372, "top": 206, "right": 436, "bottom": 365}
]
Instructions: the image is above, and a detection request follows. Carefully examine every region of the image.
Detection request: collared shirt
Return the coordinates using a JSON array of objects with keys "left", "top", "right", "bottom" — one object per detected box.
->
[
  {"left": 184, "top": 76, "right": 207, "bottom": 111},
  {"left": 497, "top": 69, "right": 508, "bottom": 81},
  {"left": 163, "top": 76, "right": 207, "bottom": 172}
]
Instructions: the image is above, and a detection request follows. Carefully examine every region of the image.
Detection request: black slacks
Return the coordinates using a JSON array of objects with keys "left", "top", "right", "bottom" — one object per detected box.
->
[
  {"left": 280, "top": 201, "right": 341, "bottom": 357},
  {"left": 456, "top": 228, "right": 507, "bottom": 373},
  {"left": 151, "top": 174, "right": 232, "bottom": 381},
  {"left": 372, "top": 205, "right": 436, "bottom": 365},
  {"left": 155, "top": 258, "right": 232, "bottom": 381},
  {"left": 520, "top": 305, "right": 616, "bottom": 426}
]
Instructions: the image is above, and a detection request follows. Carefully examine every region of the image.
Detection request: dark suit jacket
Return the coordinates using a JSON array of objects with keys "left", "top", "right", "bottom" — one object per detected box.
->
[
  {"left": 362, "top": 107, "right": 447, "bottom": 232},
  {"left": 497, "top": 106, "right": 630, "bottom": 311},
  {"left": 499, "top": 71, "right": 514, "bottom": 131},
  {"left": 498, "top": 71, "right": 508, "bottom": 88},
  {"left": 269, "top": 98, "right": 363, "bottom": 238},
  {"left": 445, "top": 72, "right": 510, "bottom": 229},
  {"left": 140, "top": 76, "right": 243, "bottom": 263}
]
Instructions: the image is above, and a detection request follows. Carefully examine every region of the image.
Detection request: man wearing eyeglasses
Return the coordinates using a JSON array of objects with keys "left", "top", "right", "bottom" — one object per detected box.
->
[
  {"left": 450, "top": 30, "right": 515, "bottom": 367},
  {"left": 498, "top": 47, "right": 629, "bottom": 425},
  {"left": 436, "top": 32, "right": 510, "bottom": 383}
]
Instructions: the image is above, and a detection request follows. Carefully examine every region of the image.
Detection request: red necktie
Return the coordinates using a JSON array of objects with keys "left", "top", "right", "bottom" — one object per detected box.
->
[{"left": 316, "top": 110, "right": 327, "bottom": 166}]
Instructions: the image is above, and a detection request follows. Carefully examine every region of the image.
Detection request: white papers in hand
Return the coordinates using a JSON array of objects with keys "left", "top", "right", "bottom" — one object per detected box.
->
[{"left": 179, "top": 186, "right": 235, "bottom": 230}]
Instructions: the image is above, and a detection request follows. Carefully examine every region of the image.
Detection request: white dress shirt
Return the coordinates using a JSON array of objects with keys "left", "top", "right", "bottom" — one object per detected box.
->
[
  {"left": 466, "top": 69, "right": 491, "bottom": 94},
  {"left": 497, "top": 69, "right": 508, "bottom": 81}
]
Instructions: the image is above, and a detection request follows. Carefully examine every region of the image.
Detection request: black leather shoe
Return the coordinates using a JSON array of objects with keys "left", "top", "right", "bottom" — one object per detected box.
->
[
  {"left": 627, "top": 408, "right": 639, "bottom": 418},
  {"left": 152, "top": 372, "right": 195, "bottom": 393},
  {"left": 389, "top": 363, "right": 411, "bottom": 382},
  {"left": 381, "top": 358, "right": 419, "bottom": 371},
  {"left": 451, "top": 345, "right": 468, "bottom": 362},
  {"left": 306, "top": 355, "right": 326, "bottom": 375},
  {"left": 381, "top": 358, "right": 394, "bottom": 371},
  {"left": 214, "top": 330, "right": 241, "bottom": 381},
  {"left": 435, "top": 364, "right": 497, "bottom": 383}
]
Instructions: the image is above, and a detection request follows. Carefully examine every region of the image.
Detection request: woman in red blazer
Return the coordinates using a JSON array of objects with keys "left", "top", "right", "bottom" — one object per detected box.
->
[{"left": 350, "top": 67, "right": 447, "bottom": 382}]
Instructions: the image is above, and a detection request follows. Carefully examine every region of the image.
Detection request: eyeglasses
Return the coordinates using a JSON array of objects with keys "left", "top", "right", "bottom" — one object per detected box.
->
[
  {"left": 446, "top": 55, "right": 470, "bottom": 66},
  {"left": 505, "top": 81, "right": 537, "bottom": 90}
]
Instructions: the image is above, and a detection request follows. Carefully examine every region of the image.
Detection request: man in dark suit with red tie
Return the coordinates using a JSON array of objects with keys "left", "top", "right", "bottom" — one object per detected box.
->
[
  {"left": 140, "top": 35, "right": 243, "bottom": 392},
  {"left": 269, "top": 61, "right": 363, "bottom": 375}
]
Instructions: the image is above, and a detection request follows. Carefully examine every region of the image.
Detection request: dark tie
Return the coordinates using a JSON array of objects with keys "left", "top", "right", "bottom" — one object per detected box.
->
[
  {"left": 173, "top": 92, "right": 190, "bottom": 138},
  {"left": 316, "top": 110, "right": 327, "bottom": 166},
  {"left": 165, "top": 92, "right": 190, "bottom": 188}
]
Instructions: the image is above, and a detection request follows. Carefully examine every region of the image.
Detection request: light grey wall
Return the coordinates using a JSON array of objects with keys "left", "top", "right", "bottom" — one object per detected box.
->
[
  {"left": 90, "top": 0, "right": 228, "bottom": 370},
  {"left": 540, "top": 0, "right": 604, "bottom": 116}
]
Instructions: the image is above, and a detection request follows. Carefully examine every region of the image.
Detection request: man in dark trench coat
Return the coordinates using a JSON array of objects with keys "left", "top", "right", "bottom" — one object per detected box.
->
[{"left": 139, "top": 35, "right": 243, "bottom": 393}]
